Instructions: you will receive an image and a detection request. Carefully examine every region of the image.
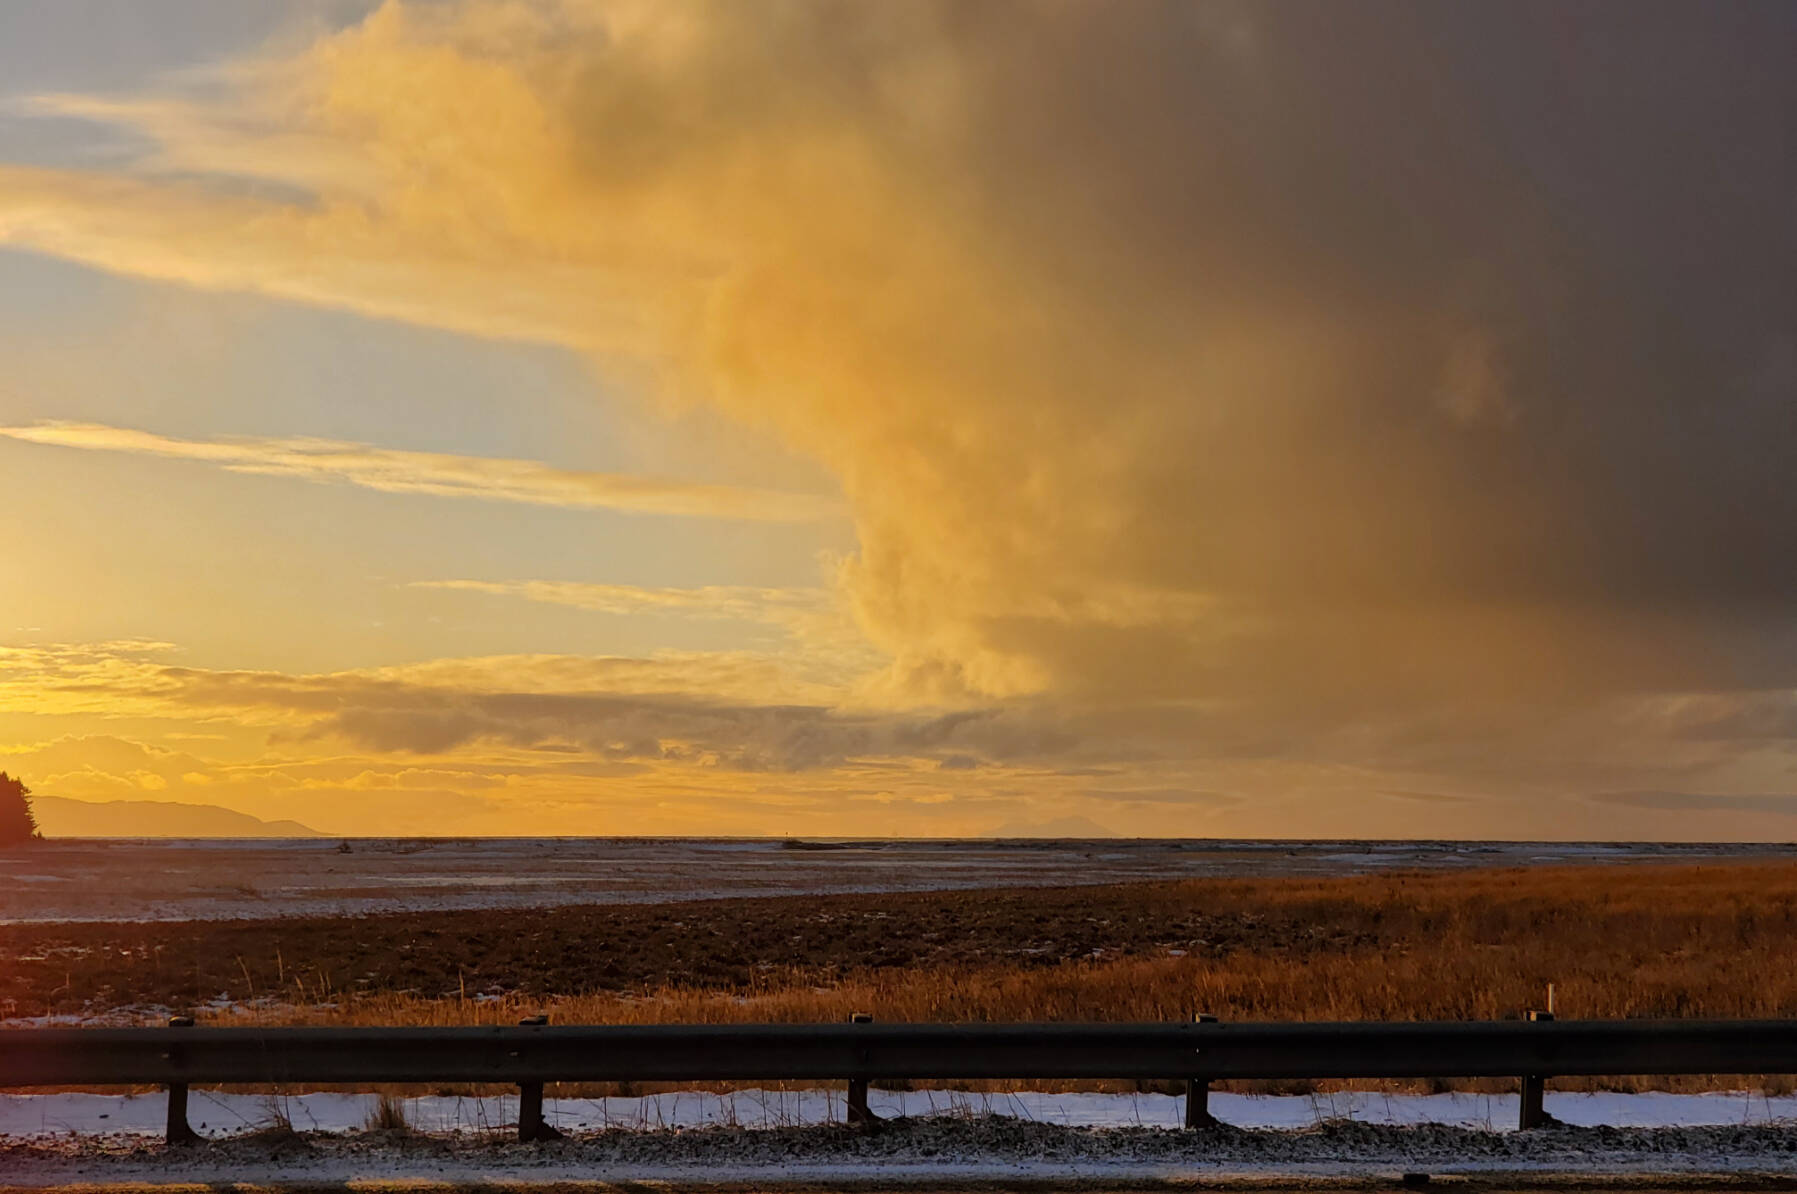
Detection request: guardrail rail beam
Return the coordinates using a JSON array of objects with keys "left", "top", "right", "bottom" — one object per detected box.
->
[{"left": 3, "top": 1014, "right": 1790, "bottom": 1140}]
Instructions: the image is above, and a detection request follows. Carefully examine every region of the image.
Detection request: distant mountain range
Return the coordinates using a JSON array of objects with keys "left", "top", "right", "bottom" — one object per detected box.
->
[
  {"left": 26, "top": 796, "right": 1106, "bottom": 840},
  {"left": 30, "top": 795, "right": 322, "bottom": 838}
]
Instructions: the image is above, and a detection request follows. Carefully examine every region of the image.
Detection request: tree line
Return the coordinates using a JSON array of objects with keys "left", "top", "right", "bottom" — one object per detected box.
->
[{"left": 1, "top": 772, "right": 40, "bottom": 845}]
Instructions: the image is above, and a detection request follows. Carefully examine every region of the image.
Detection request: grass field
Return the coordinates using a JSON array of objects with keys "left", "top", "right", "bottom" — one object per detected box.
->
[{"left": 9, "top": 861, "right": 1797, "bottom": 1031}]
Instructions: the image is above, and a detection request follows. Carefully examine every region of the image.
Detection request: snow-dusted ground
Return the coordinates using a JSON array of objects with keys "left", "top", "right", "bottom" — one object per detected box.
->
[
  {"left": 7, "top": 1087, "right": 1797, "bottom": 1138},
  {"left": 8, "top": 1094, "right": 1797, "bottom": 1187},
  {"left": 5, "top": 836, "right": 1788, "bottom": 924}
]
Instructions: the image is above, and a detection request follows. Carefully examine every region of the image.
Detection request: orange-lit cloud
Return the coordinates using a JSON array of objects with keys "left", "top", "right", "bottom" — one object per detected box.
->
[{"left": 7, "top": 637, "right": 1797, "bottom": 838}]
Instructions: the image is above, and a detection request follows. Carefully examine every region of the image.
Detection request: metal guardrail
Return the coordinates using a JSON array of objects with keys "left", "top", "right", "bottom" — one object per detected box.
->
[{"left": 4, "top": 1015, "right": 1793, "bottom": 1142}]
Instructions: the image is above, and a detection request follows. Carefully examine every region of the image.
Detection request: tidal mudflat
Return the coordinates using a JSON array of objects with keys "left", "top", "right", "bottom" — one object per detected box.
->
[{"left": 4, "top": 837, "right": 1785, "bottom": 925}]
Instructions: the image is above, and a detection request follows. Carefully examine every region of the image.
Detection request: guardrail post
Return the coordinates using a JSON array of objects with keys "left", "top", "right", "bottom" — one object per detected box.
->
[
  {"left": 1185, "top": 1013, "right": 1219, "bottom": 1129},
  {"left": 1519, "top": 1010, "right": 1556, "bottom": 1129},
  {"left": 847, "top": 1012, "right": 879, "bottom": 1129},
  {"left": 164, "top": 1016, "right": 200, "bottom": 1146},
  {"left": 515, "top": 1015, "right": 563, "bottom": 1142}
]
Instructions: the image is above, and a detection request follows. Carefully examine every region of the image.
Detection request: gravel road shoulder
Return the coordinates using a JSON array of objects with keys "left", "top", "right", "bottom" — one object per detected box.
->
[{"left": 7, "top": 1118, "right": 1797, "bottom": 1188}]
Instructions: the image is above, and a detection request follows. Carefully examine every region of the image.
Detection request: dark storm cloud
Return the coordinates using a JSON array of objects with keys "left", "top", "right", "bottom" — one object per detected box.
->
[
  {"left": 934, "top": 0, "right": 1797, "bottom": 703},
  {"left": 149, "top": 666, "right": 1076, "bottom": 772}
]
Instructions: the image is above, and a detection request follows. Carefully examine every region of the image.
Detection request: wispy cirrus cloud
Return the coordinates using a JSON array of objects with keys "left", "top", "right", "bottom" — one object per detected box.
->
[
  {"left": 0, "top": 422, "right": 840, "bottom": 523},
  {"left": 411, "top": 579, "right": 887, "bottom": 683},
  {"left": 411, "top": 579, "right": 830, "bottom": 621}
]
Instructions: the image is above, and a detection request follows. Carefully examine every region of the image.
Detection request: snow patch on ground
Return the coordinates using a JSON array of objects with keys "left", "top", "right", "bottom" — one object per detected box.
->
[{"left": 7, "top": 1088, "right": 1797, "bottom": 1139}]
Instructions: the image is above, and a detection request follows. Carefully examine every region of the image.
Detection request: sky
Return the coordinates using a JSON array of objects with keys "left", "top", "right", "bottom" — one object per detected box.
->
[{"left": 0, "top": 0, "right": 1793, "bottom": 839}]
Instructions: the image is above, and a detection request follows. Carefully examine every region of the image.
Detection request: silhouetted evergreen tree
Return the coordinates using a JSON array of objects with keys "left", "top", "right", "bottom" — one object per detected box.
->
[{"left": 0, "top": 772, "right": 39, "bottom": 846}]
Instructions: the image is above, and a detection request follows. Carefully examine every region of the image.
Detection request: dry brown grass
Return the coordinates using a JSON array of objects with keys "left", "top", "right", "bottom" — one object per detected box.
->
[
  {"left": 192, "top": 862, "right": 1797, "bottom": 1027},
  {"left": 17, "top": 859, "right": 1797, "bottom": 1023},
  {"left": 163, "top": 861, "right": 1797, "bottom": 1094},
  {"left": 363, "top": 1092, "right": 411, "bottom": 1132}
]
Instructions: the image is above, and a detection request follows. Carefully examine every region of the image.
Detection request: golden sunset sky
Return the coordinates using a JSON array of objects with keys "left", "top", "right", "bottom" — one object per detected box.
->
[{"left": 2, "top": 1, "right": 1793, "bottom": 838}]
